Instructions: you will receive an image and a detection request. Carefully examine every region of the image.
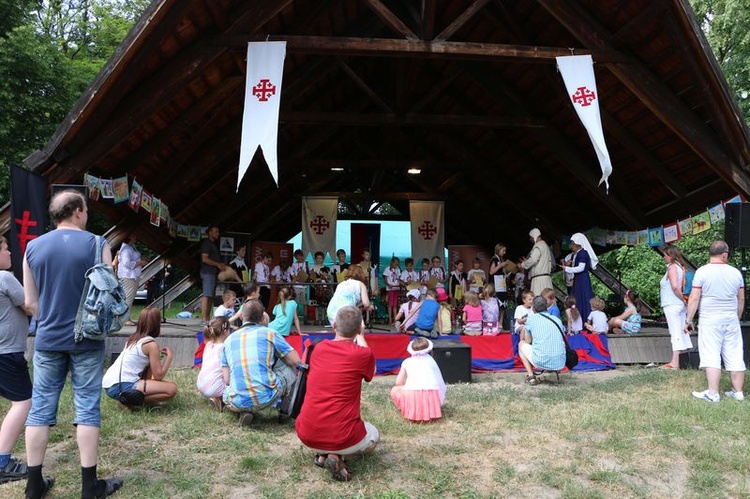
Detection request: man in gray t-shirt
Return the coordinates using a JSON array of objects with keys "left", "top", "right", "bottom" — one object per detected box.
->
[
  {"left": 200, "top": 225, "right": 227, "bottom": 323},
  {"left": 0, "top": 235, "right": 33, "bottom": 484}
]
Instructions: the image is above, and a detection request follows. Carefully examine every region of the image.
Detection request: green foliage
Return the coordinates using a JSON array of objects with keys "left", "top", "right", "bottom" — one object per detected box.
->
[
  {"left": 0, "top": 0, "right": 148, "bottom": 205},
  {"left": 691, "top": 0, "right": 750, "bottom": 122},
  {"left": 592, "top": 221, "right": 738, "bottom": 315}
]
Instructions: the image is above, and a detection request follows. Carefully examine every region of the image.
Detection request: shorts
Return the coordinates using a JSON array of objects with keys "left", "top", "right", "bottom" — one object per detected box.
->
[
  {"left": 620, "top": 321, "right": 641, "bottom": 335},
  {"left": 104, "top": 381, "right": 139, "bottom": 400},
  {"left": 0, "top": 352, "right": 33, "bottom": 401},
  {"left": 306, "top": 422, "right": 380, "bottom": 456},
  {"left": 387, "top": 290, "right": 400, "bottom": 308},
  {"left": 201, "top": 271, "right": 218, "bottom": 298},
  {"left": 698, "top": 322, "right": 746, "bottom": 371},
  {"left": 27, "top": 349, "right": 105, "bottom": 427}
]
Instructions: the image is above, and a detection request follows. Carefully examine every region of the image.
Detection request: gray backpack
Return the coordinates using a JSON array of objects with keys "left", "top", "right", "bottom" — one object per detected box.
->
[{"left": 74, "top": 236, "right": 129, "bottom": 343}]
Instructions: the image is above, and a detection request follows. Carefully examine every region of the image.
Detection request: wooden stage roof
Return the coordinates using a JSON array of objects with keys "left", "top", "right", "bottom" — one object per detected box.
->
[{"left": 10, "top": 0, "right": 750, "bottom": 270}]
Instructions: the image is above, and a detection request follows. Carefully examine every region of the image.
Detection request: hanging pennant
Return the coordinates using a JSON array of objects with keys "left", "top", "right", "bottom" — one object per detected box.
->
[
  {"left": 708, "top": 203, "right": 725, "bottom": 223},
  {"left": 556, "top": 55, "right": 613, "bottom": 190},
  {"left": 692, "top": 211, "right": 711, "bottom": 235},
  {"left": 647, "top": 227, "right": 664, "bottom": 247},
  {"left": 663, "top": 223, "right": 680, "bottom": 243},
  {"left": 678, "top": 218, "right": 693, "bottom": 236},
  {"left": 112, "top": 176, "right": 129, "bottom": 203},
  {"left": 237, "top": 41, "right": 287, "bottom": 189}
]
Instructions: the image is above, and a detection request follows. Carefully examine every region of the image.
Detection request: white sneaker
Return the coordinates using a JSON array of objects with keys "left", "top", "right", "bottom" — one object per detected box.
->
[
  {"left": 692, "top": 390, "right": 720, "bottom": 403},
  {"left": 724, "top": 390, "right": 745, "bottom": 401}
]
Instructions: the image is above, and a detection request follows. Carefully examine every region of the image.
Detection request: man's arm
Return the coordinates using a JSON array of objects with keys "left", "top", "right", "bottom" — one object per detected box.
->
[
  {"left": 684, "top": 287, "right": 702, "bottom": 331},
  {"left": 738, "top": 287, "right": 745, "bottom": 321},
  {"left": 22, "top": 255, "right": 39, "bottom": 317},
  {"left": 354, "top": 334, "right": 377, "bottom": 378},
  {"left": 521, "top": 247, "right": 540, "bottom": 270},
  {"left": 282, "top": 348, "right": 302, "bottom": 367},
  {"left": 222, "top": 366, "right": 230, "bottom": 386}
]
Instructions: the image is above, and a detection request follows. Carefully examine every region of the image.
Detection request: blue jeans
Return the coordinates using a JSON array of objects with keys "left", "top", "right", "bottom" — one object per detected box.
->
[
  {"left": 105, "top": 381, "right": 139, "bottom": 400},
  {"left": 26, "top": 349, "right": 105, "bottom": 427}
]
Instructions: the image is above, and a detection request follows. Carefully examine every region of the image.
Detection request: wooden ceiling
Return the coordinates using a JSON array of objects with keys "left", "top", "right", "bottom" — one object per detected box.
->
[{"left": 14, "top": 0, "right": 750, "bottom": 266}]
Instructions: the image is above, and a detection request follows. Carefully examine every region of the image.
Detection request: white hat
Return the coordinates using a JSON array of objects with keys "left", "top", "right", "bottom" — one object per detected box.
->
[
  {"left": 529, "top": 228, "right": 541, "bottom": 240},
  {"left": 406, "top": 289, "right": 420, "bottom": 300}
]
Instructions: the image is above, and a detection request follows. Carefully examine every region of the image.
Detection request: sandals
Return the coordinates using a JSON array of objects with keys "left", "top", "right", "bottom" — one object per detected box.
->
[
  {"left": 95, "top": 477, "right": 124, "bottom": 499},
  {"left": 659, "top": 363, "right": 676, "bottom": 370},
  {"left": 324, "top": 456, "right": 351, "bottom": 482},
  {"left": 313, "top": 454, "right": 326, "bottom": 468},
  {"left": 25, "top": 475, "right": 55, "bottom": 499},
  {"left": 525, "top": 375, "right": 539, "bottom": 386}
]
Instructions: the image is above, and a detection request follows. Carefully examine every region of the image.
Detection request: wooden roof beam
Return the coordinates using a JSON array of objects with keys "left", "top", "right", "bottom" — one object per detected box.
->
[
  {"left": 538, "top": 0, "right": 750, "bottom": 198},
  {"left": 218, "top": 35, "right": 612, "bottom": 63},
  {"left": 362, "top": 0, "right": 419, "bottom": 40},
  {"left": 279, "top": 111, "right": 544, "bottom": 128},
  {"left": 421, "top": 0, "right": 437, "bottom": 41},
  {"left": 434, "top": 0, "right": 492, "bottom": 42},
  {"left": 335, "top": 59, "right": 394, "bottom": 112}
]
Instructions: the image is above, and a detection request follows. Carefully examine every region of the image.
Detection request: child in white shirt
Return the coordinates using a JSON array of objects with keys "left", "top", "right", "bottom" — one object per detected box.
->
[
  {"left": 513, "top": 290, "right": 535, "bottom": 335},
  {"left": 585, "top": 297, "right": 609, "bottom": 333}
]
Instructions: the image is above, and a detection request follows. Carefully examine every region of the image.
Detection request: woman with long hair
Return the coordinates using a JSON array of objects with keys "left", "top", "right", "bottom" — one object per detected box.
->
[
  {"left": 659, "top": 245, "right": 693, "bottom": 369},
  {"left": 326, "top": 264, "right": 374, "bottom": 326},
  {"left": 102, "top": 307, "right": 177, "bottom": 406}
]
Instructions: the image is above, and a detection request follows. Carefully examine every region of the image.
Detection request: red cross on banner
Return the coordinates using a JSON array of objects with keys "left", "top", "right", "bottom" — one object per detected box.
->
[
  {"left": 9, "top": 165, "right": 48, "bottom": 281},
  {"left": 410, "top": 201, "right": 444, "bottom": 262},
  {"left": 302, "top": 197, "right": 338, "bottom": 259}
]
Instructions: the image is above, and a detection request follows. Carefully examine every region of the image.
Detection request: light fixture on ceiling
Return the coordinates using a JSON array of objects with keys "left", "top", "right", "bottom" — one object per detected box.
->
[
  {"left": 330, "top": 167, "right": 344, "bottom": 172},
  {"left": 407, "top": 167, "right": 421, "bottom": 175}
]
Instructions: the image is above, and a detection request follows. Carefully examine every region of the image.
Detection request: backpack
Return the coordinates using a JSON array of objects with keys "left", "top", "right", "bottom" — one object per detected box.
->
[
  {"left": 74, "top": 236, "right": 129, "bottom": 343},
  {"left": 681, "top": 267, "right": 695, "bottom": 298}
]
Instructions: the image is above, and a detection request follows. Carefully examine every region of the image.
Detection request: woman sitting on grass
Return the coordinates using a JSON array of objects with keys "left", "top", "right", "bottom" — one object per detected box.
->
[
  {"left": 196, "top": 317, "right": 230, "bottom": 410},
  {"left": 102, "top": 307, "right": 177, "bottom": 407}
]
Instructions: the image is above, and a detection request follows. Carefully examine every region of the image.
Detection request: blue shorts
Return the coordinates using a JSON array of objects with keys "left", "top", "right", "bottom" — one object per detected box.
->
[
  {"left": 201, "top": 271, "right": 217, "bottom": 298},
  {"left": 105, "top": 381, "right": 139, "bottom": 400},
  {"left": 0, "top": 352, "right": 32, "bottom": 402},
  {"left": 26, "top": 349, "right": 105, "bottom": 427},
  {"left": 621, "top": 321, "right": 641, "bottom": 335}
]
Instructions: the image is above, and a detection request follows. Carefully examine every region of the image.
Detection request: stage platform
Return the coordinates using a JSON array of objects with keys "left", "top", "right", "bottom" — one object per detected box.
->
[{"left": 24, "top": 319, "right": 694, "bottom": 374}]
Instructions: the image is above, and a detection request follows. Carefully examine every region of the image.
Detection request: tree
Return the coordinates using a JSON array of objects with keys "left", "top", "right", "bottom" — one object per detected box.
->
[
  {"left": 691, "top": 0, "right": 750, "bottom": 123},
  {"left": 0, "top": 0, "right": 149, "bottom": 205}
]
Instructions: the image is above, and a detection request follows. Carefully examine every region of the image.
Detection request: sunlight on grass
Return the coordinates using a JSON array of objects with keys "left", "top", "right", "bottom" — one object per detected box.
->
[{"left": 1, "top": 366, "right": 749, "bottom": 497}]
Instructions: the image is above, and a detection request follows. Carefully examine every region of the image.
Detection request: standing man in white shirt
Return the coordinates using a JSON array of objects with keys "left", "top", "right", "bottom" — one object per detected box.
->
[
  {"left": 685, "top": 240, "right": 746, "bottom": 403},
  {"left": 117, "top": 234, "right": 149, "bottom": 326}
]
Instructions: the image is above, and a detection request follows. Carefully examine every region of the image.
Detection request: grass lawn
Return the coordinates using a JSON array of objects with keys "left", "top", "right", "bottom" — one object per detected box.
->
[{"left": 1, "top": 367, "right": 749, "bottom": 498}]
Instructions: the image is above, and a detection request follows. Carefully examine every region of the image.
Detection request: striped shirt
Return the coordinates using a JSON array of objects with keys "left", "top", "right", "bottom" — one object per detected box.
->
[{"left": 220, "top": 324, "right": 294, "bottom": 410}]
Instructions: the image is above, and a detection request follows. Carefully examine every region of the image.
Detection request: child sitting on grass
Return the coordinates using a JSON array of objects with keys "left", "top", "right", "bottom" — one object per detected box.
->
[
  {"left": 584, "top": 297, "right": 609, "bottom": 333},
  {"left": 390, "top": 337, "right": 446, "bottom": 422},
  {"left": 102, "top": 307, "right": 177, "bottom": 407},
  {"left": 608, "top": 290, "right": 642, "bottom": 335},
  {"left": 197, "top": 317, "right": 230, "bottom": 410}
]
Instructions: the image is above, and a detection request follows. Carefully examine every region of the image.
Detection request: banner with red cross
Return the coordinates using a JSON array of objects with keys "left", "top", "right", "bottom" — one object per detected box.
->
[
  {"left": 409, "top": 201, "right": 445, "bottom": 263},
  {"left": 301, "top": 196, "right": 338, "bottom": 260},
  {"left": 10, "top": 164, "right": 48, "bottom": 282},
  {"left": 237, "top": 41, "right": 286, "bottom": 190},
  {"left": 556, "top": 55, "right": 613, "bottom": 190}
]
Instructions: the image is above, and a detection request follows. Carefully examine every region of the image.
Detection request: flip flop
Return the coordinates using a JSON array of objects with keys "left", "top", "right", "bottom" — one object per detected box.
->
[
  {"left": 324, "top": 456, "right": 351, "bottom": 482},
  {"left": 95, "top": 477, "right": 124, "bottom": 499}
]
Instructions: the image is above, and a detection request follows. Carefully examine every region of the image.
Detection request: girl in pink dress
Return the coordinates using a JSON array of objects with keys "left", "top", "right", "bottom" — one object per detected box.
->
[
  {"left": 196, "top": 317, "right": 230, "bottom": 410},
  {"left": 390, "top": 338, "right": 446, "bottom": 422}
]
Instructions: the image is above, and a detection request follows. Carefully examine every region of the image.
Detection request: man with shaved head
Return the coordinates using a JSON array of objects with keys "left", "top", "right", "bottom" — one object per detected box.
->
[{"left": 23, "top": 190, "right": 122, "bottom": 498}]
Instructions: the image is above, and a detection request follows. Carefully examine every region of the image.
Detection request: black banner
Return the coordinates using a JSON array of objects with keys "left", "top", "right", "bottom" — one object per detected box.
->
[{"left": 9, "top": 164, "right": 48, "bottom": 282}]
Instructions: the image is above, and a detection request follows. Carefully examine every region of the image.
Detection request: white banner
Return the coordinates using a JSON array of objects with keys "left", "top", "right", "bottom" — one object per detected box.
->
[
  {"left": 302, "top": 196, "right": 338, "bottom": 259},
  {"left": 410, "top": 201, "right": 445, "bottom": 262},
  {"left": 556, "top": 55, "right": 613, "bottom": 190},
  {"left": 237, "top": 41, "right": 286, "bottom": 190}
]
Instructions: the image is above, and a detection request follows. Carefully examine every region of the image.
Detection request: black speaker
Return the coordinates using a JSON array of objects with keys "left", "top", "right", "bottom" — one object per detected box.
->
[
  {"left": 724, "top": 203, "right": 750, "bottom": 250},
  {"left": 431, "top": 340, "right": 472, "bottom": 384}
]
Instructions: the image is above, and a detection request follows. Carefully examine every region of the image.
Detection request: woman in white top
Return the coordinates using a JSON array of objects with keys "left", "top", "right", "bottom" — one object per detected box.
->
[
  {"left": 116, "top": 234, "right": 149, "bottom": 326},
  {"left": 326, "top": 265, "right": 374, "bottom": 326},
  {"left": 659, "top": 245, "right": 693, "bottom": 369},
  {"left": 102, "top": 307, "right": 177, "bottom": 406}
]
